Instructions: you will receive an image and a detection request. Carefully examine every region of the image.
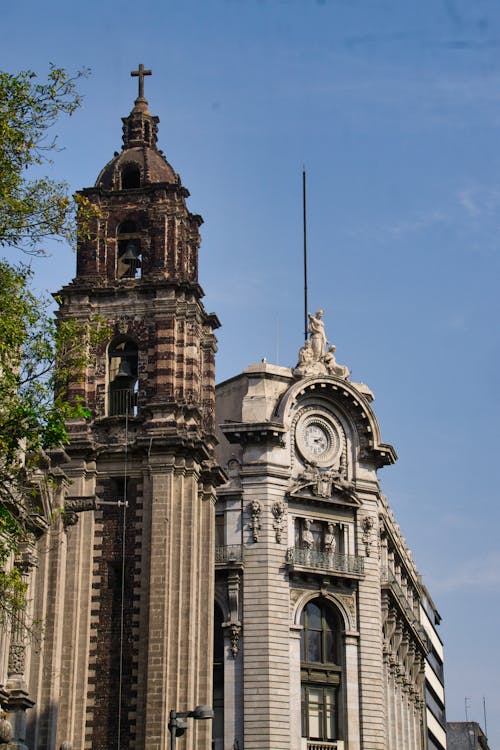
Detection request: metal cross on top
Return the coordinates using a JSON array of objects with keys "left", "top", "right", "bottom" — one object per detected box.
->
[{"left": 131, "top": 64, "right": 152, "bottom": 100}]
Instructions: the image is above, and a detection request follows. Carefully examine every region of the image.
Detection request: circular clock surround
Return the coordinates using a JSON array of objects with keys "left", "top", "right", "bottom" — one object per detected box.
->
[{"left": 295, "top": 412, "right": 341, "bottom": 467}]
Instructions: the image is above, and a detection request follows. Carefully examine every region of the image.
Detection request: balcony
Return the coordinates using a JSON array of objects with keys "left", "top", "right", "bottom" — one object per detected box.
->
[
  {"left": 215, "top": 545, "right": 244, "bottom": 569},
  {"left": 108, "top": 388, "right": 138, "bottom": 417},
  {"left": 304, "top": 741, "right": 344, "bottom": 750},
  {"left": 287, "top": 547, "right": 364, "bottom": 578},
  {"left": 381, "top": 567, "right": 428, "bottom": 647}
]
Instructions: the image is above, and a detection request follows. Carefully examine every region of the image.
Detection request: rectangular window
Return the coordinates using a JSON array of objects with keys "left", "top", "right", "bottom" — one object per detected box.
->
[
  {"left": 215, "top": 514, "right": 225, "bottom": 547},
  {"left": 301, "top": 684, "right": 337, "bottom": 740}
]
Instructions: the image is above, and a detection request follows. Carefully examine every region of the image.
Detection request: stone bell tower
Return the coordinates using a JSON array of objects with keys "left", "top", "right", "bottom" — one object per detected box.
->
[{"left": 27, "top": 66, "right": 222, "bottom": 750}]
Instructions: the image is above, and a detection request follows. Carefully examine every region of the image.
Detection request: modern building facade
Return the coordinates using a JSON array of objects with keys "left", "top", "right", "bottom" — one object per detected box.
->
[
  {"left": 0, "top": 70, "right": 446, "bottom": 750},
  {"left": 421, "top": 588, "right": 446, "bottom": 750}
]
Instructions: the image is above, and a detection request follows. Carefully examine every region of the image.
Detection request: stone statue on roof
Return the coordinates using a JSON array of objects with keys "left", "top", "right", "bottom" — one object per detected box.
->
[{"left": 292, "top": 310, "right": 350, "bottom": 380}]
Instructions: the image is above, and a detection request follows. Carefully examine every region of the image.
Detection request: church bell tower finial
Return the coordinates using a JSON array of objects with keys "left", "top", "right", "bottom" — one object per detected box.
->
[{"left": 131, "top": 63, "right": 152, "bottom": 103}]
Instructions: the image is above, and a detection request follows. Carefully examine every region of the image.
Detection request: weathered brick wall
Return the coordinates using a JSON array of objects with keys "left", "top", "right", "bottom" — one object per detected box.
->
[{"left": 87, "top": 477, "right": 142, "bottom": 750}]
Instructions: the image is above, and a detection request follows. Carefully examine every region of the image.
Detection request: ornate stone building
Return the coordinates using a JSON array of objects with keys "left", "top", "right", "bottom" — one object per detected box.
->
[
  {"left": 1, "top": 67, "right": 222, "bottom": 750},
  {"left": 0, "top": 70, "right": 446, "bottom": 750},
  {"left": 213, "top": 311, "right": 447, "bottom": 750}
]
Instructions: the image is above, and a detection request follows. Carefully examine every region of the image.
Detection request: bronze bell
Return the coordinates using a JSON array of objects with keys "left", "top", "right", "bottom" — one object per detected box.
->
[
  {"left": 121, "top": 241, "right": 141, "bottom": 265},
  {"left": 115, "top": 359, "right": 134, "bottom": 379}
]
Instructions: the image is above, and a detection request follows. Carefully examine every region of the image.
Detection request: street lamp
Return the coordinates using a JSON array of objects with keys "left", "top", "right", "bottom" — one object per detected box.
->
[{"left": 168, "top": 705, "right": 214, "bottom": 750}]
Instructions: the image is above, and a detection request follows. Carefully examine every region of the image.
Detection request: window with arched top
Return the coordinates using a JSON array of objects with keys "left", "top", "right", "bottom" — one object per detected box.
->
[
  {"left": 108, "top": 339, "right": 138, "bottom": 416},
  {"left": 117, "top": 220, "right": 142, "bottom": 279},
  {"left": 212, "top": 604, "right": 224, "bottom": 750},
  {"left": 121, "top": 165, "right": 141, "bottom": 190},
  {"left": 300, "top": 599, "right": 343, "bottom": 743}
]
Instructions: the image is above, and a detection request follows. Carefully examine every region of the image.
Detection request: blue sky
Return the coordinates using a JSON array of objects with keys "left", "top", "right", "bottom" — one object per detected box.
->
[{"left": 2, "top": 0, "right": 500, "bottom": 744}]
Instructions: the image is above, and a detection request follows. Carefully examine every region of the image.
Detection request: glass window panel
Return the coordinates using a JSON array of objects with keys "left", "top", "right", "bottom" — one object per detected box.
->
[
  {"left": 324, "top": 629, "right": 335, "bottom": 663},
  {"left": 307, "top": 630, "right": 321, "bottom": 662},
  {"left": 325, "top": 689, "right": 337, "bottom": 739},
  {"left": 308, "top": 688, "right": 322, "bottom": 738},
  {"left": 295, "top": 519, "right": 302, "bottom": 548},
  {"left": 306, "top": 602, "right": 322, "bottom": 629},
  {"left": 311, "top": 521, "right": 323, "bottom": 551},
  {"left": 215, "top": 515, "right": 224, "bottom": 547}
]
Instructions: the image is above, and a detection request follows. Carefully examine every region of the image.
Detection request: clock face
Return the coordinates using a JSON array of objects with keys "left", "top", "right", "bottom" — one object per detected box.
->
[
  {"left": 304, "top": 423, "right": 329, "bottom": 456},
  {"left": 295, "top": 413, "right": 341, "bottom": 467}
]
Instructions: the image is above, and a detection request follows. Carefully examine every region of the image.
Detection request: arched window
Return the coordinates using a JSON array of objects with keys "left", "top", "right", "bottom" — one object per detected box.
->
[
  {"left": 108, "top": 339, "right": 138, "bottom": 416},
  {"left": 212, "top": 604, "right": 224, "bottom": 750},
  {"left": 300, "top": 600, "right": 343, "bottom": 743},
  {"left": 117, "top": 220, "right": 142, "bottom": 279},
  {"left": 121, "top": 165, "right": 141, "bottom": 190}
]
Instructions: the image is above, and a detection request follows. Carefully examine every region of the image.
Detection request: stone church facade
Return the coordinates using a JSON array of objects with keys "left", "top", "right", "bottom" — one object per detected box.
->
[{"left": 0, "top": 70, "right": 446, "bottom": 750}]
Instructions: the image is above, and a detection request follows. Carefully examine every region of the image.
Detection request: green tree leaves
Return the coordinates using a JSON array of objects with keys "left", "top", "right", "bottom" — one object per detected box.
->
[{"left": 0, "top": 64, "right": 89, "bottom": 252}]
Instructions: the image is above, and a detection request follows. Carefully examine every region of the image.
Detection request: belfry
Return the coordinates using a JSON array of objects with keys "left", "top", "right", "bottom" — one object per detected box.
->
[{"left": 25, "top": 67, "right": 223, "bottom": 750}]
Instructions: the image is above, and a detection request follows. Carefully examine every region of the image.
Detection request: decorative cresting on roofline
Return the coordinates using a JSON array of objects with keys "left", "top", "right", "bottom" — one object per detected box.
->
[{"left": 275, "top": 377, "right": 397, "bottom": 468}]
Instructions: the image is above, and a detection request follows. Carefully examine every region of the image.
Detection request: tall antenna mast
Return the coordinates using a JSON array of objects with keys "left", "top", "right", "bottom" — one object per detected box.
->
[
  {"left": 303, "top": 168, "right": 308, "bottom": 342},
  {"left": 483, "top": 696, "right": 488, "bottom": 738}
]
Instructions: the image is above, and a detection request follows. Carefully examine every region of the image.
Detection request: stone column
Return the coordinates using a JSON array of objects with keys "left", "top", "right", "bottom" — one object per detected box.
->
[
  {"left": 142, "top": 458, "right": 215, "bottom": 750},
  {"left": 5, "top": 546, "right": 37, "bottom": 750},
  {"left": 344, "top": 633, "right": 361, "bottom": 750},
  {"left": 289, "top": 625, "right": 302, "bottom": 750}
]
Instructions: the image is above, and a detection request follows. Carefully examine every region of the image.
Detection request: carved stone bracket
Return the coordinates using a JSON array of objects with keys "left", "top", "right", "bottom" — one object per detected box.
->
[
  {"left": 227, "top": 573, "right": 240, "bottom": 623},
  {"left": 221, "top": 573, "right": 242, "bottom": 658},
  {"left": 247, "top": 500, "right": 262, "bottom": 542},
  {"left": 361, "top": 516, "right": 375, "bottom": 556},
  {"left": 63, "top": 496, "right": 97, "bottom": 528},
  {"left": 271, "top": 501, "right": 286, "bottom": 543}
]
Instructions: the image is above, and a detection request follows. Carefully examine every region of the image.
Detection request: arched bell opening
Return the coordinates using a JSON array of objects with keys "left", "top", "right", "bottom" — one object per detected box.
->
[
  {"left": 107, "top": 339, "right": 139, "bottom": 416},
  {"left": 117, "top": 220, "right": 142, "bottom": 279},
  {"left": 121, "top": 165, "right": 141, "bottom": 190}
]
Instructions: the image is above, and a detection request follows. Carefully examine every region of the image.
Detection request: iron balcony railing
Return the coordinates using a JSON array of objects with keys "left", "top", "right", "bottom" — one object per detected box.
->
[
  {"left": 108, "top": 388, "right": 138, "bottom": 417},
  {"left": 306, "top": 741, "right": 344, "bottom": 750},
  {"left": 381, "top": 567, "right": 428, "bottom": 646},
  {"left": 215, "top": 545, "right": 244, "bottom": 565},
  {"left": 287, "top": 547, "right": 364, "bottom": 576}
]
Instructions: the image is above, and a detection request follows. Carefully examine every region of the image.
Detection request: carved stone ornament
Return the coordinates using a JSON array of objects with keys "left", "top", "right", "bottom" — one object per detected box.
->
[
  {"left": 289, "top": 461, "right": 357, "bottom": 503},
  {"left": 0, "top": 715, "right": 13, "bottom": 744},
  {"left": 271, "top": 501, "right": 286, "bottom": 543},
  {"left": 335, "top": 593, "right": 357, "bottom": 630},
  {"left": 293, "top": 310, "right": 350, "bottom": 380},
  {"left": 227, "top": 573, "right": 240, "bottom": 623},
  {"left": 247, "top": 500, "right": 262, "bottom": 542},
  {"left": 361, "top": 516, "right": 375, "bottom": 556},
  {"left": 7, "top": 644, "right": 25, "bottom": 678},
  {"left": 229, "top": 623, "right": 241, "bottom": 658},
  {"left": 63, "top": 496, "right": 97, "bottom": 528}
]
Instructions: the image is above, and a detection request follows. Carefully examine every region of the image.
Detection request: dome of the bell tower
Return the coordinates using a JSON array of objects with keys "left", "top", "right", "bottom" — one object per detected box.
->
[
  {"left": 95, "top": 64, "right": 178, "bottom": 190},
  {"left": 95, "top": 146, "right": 177, "bottom": 190}
]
